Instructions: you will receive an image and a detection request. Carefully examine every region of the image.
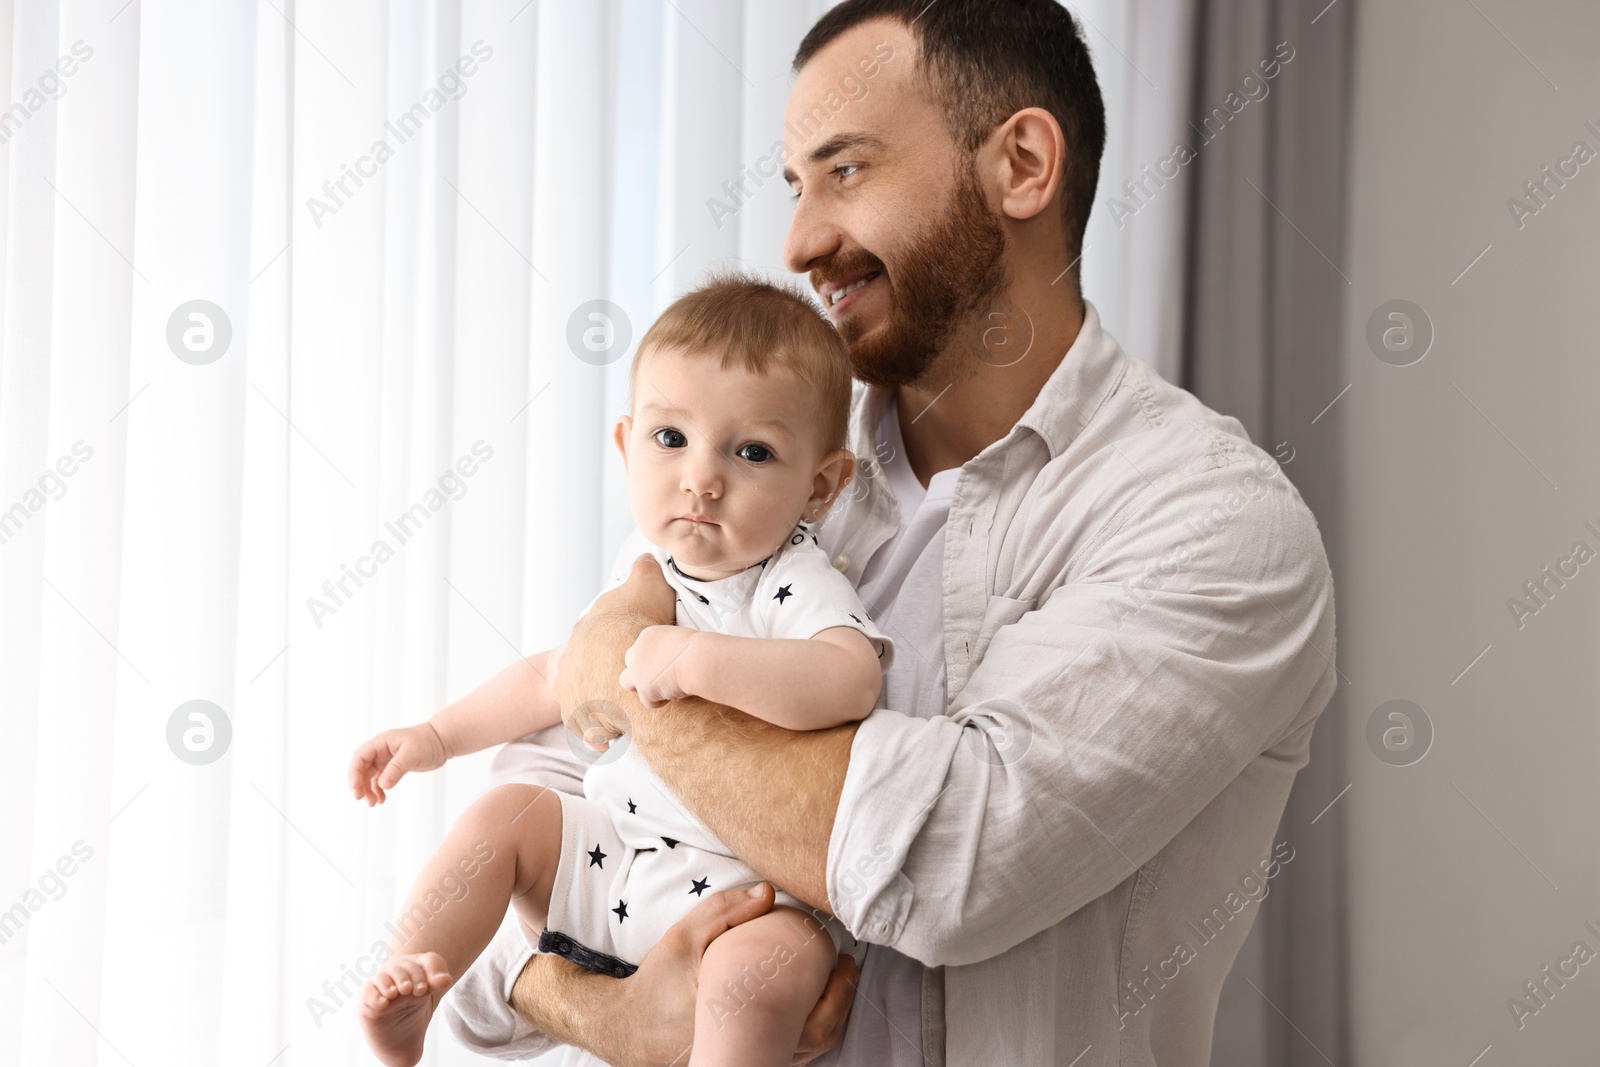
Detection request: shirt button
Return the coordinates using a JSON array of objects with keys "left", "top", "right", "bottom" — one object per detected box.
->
[{"left": 832, "top": 554, "right": 851, "bottom": 572}]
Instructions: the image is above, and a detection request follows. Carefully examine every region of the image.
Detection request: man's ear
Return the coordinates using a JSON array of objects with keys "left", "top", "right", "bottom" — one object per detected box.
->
[
  {"left": 990, "top": 106, "right": 1066, "bottom": 222},
  {"left": 806, "top": 448, "right": 857, "bottom": 523},
  {"left": 613, "top": 416, "right": 632, "bottom": 469}
]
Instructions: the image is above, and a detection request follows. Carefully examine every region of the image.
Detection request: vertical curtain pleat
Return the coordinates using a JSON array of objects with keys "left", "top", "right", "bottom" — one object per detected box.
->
[
  {"left": 101, "top": 0, "right": 258, "bottom": 1052},
  {"left": 1112, "top": 0, "right": 1199, "bottom": 383},
  {"left": 19, "top": 0, "right": 141, "bottom": 1062},
  {"left": 0, "top": 1, "right": 61, "bottom": 1060},
  {"left": 655, "top": 0, "right": 743, "bottom": 302},
  {"left": 521, "top": 0, "right": 608, "bottom": 648},
  {"left": 219, "top": 0, "right": 293, "bottom": 1056},
  {"left": 282, "top": 2, "right": 393, "bottom": 1063},
  {"left": 1183, "top": 1, "right": 1354, "bottom": 1065}
]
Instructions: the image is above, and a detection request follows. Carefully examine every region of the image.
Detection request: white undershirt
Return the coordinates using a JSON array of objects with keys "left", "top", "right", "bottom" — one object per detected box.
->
[{"left": 822, "top": 397, "right": 958, "bottom": 1066}]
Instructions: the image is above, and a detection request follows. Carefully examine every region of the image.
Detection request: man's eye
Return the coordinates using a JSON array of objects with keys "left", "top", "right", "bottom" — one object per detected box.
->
[
  {"left": 789, "top": 165, "right": 860, "bottom": 203},
  {"left": 654, "top": 428, "right": 687, "bottom": 449},
  {"left": 738, "top": 443, "right": 772, "bottom": 464}
]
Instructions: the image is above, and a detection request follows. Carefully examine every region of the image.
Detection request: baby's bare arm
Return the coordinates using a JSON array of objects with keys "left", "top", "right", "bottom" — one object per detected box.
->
[
  {"left": 681, "top": 628, "right": 881, "bottom": 731},
  {"left": 430, "top": 649, "right": 563, "bottom": 757},
  {"left": 349, "top": 649, "right": 564, "bottom": 803}
]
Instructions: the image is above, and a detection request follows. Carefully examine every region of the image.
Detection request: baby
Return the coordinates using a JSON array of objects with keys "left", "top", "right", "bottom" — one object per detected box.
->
[{"left": 347, "top": 272, "right": 893, "bottom": 1067}]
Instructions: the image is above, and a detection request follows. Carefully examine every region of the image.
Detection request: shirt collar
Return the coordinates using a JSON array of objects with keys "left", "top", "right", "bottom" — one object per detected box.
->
[{"left": 1013, "top": 300, "right": 1127, "bottom": 461}]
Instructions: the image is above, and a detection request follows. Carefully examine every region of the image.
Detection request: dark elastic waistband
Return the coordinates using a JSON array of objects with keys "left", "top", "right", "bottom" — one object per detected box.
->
[{"left": 537, "top": 928, "right": 639, "bottom": 979}]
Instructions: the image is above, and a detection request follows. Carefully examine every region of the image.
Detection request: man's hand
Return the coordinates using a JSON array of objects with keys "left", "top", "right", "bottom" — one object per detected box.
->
[
  {"left": 600, "top": 554, "right": 678, "bottom": 621},
  {"left": 620, "top": 625, "right": 698, "bottom": 708},
  {"left": 511, "top": 882, "right": 858, "bottom": 1066},
  {"left": 557, "top": 555, "right": 677, "bottom": 745}
]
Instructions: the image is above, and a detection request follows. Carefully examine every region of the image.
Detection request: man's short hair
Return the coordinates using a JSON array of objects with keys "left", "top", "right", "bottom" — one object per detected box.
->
[
  {"left": 633, "top": 271, "right": 853, "bottom": 452},
  {"left": 793, "top": 0, "right": 1107, "bottom": 273}
]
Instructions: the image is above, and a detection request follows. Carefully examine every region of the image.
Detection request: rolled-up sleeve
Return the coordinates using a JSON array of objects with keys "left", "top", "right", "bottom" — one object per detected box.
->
[
  {"left": 826, "top": 453, "right": 1336, "bottom": 967},
  {"left": 437, "top": 722, "right": 588, "bottom": 1058},
  {"left": 440, "top": 908, "right": 552, "bottom": 1058}
]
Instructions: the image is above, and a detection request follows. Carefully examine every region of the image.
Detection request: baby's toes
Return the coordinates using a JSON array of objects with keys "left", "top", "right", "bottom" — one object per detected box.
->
[
  {"left": 415, "top": 952, "right": 453, "bottom": 991},
  {"left": 394, "top": 956, "right": 431, "bottom": 995},
  {"left": 363, "top": 969, "right": 399, "bottom": 1008}
]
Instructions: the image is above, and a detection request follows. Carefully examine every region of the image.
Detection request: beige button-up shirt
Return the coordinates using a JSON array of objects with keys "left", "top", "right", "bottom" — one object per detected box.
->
[{"left": 442, "top": 303, "right": 1337, "bottom": 1065}]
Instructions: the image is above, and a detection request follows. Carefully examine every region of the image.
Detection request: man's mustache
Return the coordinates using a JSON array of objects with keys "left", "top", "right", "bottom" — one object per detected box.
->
[{"left": 811, "top": 257, "right": 886, "bottom": 294}]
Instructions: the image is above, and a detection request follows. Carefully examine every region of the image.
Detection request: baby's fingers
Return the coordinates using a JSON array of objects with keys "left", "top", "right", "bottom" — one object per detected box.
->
[
  {"left": 377, "top": 758, "right": 410, "bottom": 792},
  {"left": 348, "top": 755, "right": 379, "bottom": 802}
]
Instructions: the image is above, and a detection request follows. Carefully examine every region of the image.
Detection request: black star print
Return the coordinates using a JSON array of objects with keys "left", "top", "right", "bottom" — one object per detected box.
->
[
  {"left": 626, "top": 798, "right": 637, "bottom": 814},
  {"left": 774, "top": 584, "right": 792, "bottom": 604},
  {"left": 587, "top": 845, "right": 607, "bottom": 868},
  {"left": 612, "top": 900, "right": 629, "bottom": 922},
  {"left": 690, "top": 878, "right": 710, "bottom": 896},
  {"left": 661, "top": 836, "right": 679, "bottom": 849}
]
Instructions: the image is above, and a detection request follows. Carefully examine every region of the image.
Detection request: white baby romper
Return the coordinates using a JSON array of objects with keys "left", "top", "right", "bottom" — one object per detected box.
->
[{"left": 538, "top": 522, "right": 895, "bottom": 977}]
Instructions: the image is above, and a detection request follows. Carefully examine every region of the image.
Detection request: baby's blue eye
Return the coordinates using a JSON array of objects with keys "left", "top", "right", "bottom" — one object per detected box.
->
[
  {"left": 738, "top": 443, "right": 772, "bottom": 463},
  {"left": 654, "top": 428, "right": 687, "bottom": 449}
]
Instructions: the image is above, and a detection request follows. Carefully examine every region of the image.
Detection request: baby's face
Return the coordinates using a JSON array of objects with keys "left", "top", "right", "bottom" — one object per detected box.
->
[{"left": 615, "top": 345, "right": 840, "bottom": 580}]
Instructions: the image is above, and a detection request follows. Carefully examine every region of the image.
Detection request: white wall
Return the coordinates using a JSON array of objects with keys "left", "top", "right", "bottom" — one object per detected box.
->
[{"left": 1340, "top": 1, "right": 1600, "bottom": 1062}]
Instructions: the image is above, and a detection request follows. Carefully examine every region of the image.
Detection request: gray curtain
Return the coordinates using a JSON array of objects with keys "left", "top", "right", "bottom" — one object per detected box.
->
[{"left": 1181, "top": 1, "right": 1356, "bottom": 1065}]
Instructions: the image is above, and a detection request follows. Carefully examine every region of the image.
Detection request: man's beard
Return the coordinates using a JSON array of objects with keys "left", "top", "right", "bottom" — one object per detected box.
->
[{"left": 820, "top": 158, "right": 1008, "bottom": 390}]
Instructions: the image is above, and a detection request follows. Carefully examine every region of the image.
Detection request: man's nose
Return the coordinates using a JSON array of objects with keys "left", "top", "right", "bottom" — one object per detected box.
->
[{"left": 782, "top": 190, "right": 842, "bottom": 276}]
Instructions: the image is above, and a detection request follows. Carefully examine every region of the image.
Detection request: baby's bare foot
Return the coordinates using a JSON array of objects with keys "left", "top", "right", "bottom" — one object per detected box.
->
[{"left": 358, "top": 952, "right": 454, "bottom": 1067}]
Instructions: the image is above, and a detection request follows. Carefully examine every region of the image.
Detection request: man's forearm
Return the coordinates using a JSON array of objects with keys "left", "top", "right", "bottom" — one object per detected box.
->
[
  {"left": 638, "top": 695, "right": 854, "bottom": 910},
  {"left": 509, "top": 953, "right": 631, "bottom": 1063},
  {"left": 574, "top": 611, "right": 851, "bottom": 910}
]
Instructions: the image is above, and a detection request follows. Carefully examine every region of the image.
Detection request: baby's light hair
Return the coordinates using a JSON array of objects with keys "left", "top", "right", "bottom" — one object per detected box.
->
[{"left": 629, "top": 269, "right": 853, "bottom": 452}]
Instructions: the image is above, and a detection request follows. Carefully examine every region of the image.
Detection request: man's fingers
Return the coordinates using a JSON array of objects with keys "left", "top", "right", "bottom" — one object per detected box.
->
[
  {"left": 680, "top": 883, "right": 774, "bottom": 956},
  {"left": 794, "top": 951, "right": 859, "bottom": 1061},
  {"left": 623, "top": 555, "right": 676, "bottom": 614},
  {"left": 570, "top": 700, "right": 628, "bottom": 744}
]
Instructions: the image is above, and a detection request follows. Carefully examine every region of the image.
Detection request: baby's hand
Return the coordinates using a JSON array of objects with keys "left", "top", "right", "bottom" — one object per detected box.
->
[
  {"left": 619, "top": 625, "right": 698, "bottom": 709},
  {"left": 348, "top": 723, "right": 449, "bottom": 805}
]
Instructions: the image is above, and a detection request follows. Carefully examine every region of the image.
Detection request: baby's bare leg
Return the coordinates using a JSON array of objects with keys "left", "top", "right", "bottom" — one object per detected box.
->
[
  {"left": 359, "top": 784, "right": 563, "bottom": 1067},
  {"left": 688, "top": 905, "right": 838, "bottom": 1067}
]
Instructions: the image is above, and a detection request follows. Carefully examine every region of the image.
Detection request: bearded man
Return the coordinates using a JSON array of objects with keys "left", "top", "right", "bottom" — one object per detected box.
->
[{"left": 442, "top": 2, "right": 1336, "bottom": 1064}]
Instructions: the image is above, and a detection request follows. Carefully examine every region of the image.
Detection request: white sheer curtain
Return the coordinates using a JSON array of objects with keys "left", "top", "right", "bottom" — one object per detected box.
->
[{"left": 0, "top": 2, "right": 1193, "bottom": 1065}]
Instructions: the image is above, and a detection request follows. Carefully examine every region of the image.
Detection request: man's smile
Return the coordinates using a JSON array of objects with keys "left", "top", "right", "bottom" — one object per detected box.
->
[{"left": 822, "top": 270, "right": 881, "bottom": 318}]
